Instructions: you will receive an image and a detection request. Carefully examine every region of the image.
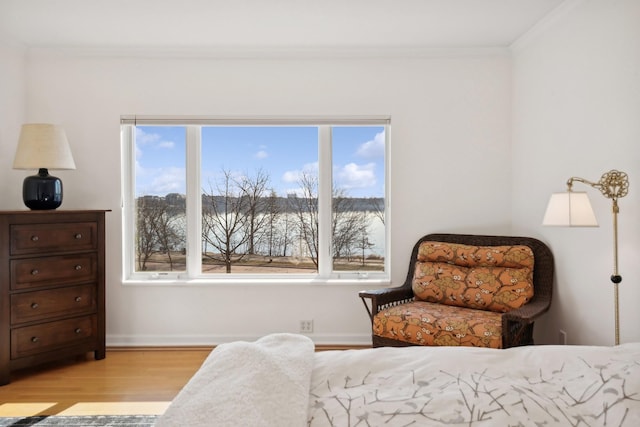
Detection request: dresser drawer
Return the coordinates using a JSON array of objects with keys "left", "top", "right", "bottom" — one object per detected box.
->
[
  {"left": 11, "top": 254, "right": 97, "bottom": 290},
  {"left": 10, "top": 222, "right": 97, "bottom": 255},
  {"left": 11, "top": 284, "right": 96, "bottom": 325},
  {"left": 11, "top": 315, "right": 97, "bottom": 359}
]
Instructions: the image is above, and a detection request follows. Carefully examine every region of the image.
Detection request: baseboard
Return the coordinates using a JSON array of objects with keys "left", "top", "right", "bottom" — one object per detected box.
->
[
  {"left": 106, "top": 333, "right": 372, "bottom": 348},
  {"left": 107, "top": 344, "right": 370, "bottom": 352}
]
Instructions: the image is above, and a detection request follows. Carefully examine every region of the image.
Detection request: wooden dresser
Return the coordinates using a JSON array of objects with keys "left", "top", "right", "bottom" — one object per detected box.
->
[{"left": 0, "top": 210, "right": 107, "bottom": 385}]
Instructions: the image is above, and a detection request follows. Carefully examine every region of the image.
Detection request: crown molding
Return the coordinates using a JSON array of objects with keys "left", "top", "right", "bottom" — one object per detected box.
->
[
  {"left": 27, "top": 45, "right": 511, "bottom": 60},
  {"left": 510, "top": 0, "right": 586, "bottom": 53}
]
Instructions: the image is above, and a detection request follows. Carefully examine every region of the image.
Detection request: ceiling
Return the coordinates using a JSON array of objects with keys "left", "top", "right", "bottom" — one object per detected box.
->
[{"left": 0, "top": 0, "right": 567, "bottom": 50}]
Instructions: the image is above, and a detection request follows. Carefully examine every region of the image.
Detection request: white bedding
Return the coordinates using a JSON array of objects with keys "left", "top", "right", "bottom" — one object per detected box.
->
[
  {"left": 310, "top": 343, "right": 640, "bottom": 426},
  {"left": 156, "top": 334, "right": 640, "bottom": 426},
  {"left": 155, "top": 333, "right": 315, "bottom": 427}
]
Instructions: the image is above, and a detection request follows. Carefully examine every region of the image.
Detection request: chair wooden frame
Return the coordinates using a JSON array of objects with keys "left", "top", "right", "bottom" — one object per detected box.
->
[{"left": 360, "top": 233, "right": 554, "bottom": 348}]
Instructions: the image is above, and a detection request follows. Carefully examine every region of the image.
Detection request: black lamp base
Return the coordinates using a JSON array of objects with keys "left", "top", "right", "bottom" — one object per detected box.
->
[{"left": 23, "top": 168, "right": 63, "bottom": 210}]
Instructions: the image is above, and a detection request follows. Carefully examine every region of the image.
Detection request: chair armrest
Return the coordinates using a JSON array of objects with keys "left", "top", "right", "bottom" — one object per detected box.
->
[
  {"left": 503, "top": 299, "right": 551, "bottom": 324},
  {"left": 502, "top": 299, "right": 551, "bottom": 347},
  {"left": 359, "top": 287, "right": 414, "bottom": 321}
]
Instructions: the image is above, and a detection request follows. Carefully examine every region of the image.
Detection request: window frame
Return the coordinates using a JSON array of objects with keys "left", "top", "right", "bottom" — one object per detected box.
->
[{"left": 121, "top": 116, "right": 390, "bottom": 285}]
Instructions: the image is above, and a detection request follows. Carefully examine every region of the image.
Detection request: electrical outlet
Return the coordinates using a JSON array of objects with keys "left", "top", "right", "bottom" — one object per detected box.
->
[
  {"left": 559, "top": 329, "right": 567, "bottom": 345},
  {"left": 300, "top": 320, "right": 314, "bottom": 333}
]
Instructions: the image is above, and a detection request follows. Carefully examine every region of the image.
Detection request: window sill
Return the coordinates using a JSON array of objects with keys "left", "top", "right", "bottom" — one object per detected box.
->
[{"left": 122, "top": 277, "right": 391, "bottom": 287}]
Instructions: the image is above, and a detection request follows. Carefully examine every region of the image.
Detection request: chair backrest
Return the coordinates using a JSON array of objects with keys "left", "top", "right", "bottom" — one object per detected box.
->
[{"left": 401, "top": 233, "right": 554, "bottom": 311}]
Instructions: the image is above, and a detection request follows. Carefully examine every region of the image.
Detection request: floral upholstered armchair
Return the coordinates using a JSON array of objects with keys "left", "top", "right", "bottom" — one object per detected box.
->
[{"left": 360, "top": 233, "right": 554, "bottom": 349}]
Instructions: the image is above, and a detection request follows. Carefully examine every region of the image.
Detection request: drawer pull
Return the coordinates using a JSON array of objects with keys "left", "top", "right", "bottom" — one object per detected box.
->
[
  {"left": 31, "top": 302, "right": 39, "bottom": 309},
  {"left": 75, "top": 233, "right": 83, "bottom": 239},
  {"left": 31, "top": 235, "right": 39, "bottom": 242},
  {"left": 74, "top": 265, "right": 83, "bottom": 271},
  {"left": 31, "top": 269, "right": 39, "bottom": 276},
  {"left": 31, "top": 336, "right": 39, "bottom": 343},
  {"left": 75, "top": 296, "right": 82, "bottom": 302},
  {"left": 75, "top": 328, "right": 82, "bottom": 334}
]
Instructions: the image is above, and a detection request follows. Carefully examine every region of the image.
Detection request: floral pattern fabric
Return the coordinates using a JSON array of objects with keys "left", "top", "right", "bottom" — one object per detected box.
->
[
  {"left": 373, "top": 301, "right": 503, "bottom": 348},
  {"left": 417, "top": 241, "right": 535, "bottom": 268},
  {"left": 372, "top": 241, "right": 537, "bottom": 349},
  {"left": 412, "top": 242, "right": 534, "bottom": 313}
]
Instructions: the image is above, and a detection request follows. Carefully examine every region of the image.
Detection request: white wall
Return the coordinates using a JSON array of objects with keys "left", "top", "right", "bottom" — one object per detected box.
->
[
  {"left": 7, "top": 50, "right": 513, "bottom": 345},
  {"left": 512, "top": 0, "right": 640, "bottom": 345},
  {"left": 0, "top": 33, "right": 26, "bottom": 204},
  {"left": 4, "top": 1, "right": 637, "bottom": 348}
]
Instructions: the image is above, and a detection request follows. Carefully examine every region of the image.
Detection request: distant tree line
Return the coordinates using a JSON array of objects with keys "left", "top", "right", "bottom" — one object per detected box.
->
[{"left": 135, "top": 169, "right": 384, "bottom": 273}]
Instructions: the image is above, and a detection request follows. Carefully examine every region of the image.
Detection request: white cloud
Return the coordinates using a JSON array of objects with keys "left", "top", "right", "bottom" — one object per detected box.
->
[
  {"left": 336, "top": 162, "right": 376, "bottom": 189},
  {"left": 135, "top": 127, "right": 160, "bottom": 145},
  {"left": 255, "top": 150, "right": 268, "bottom": 159},
  {"left": 147, "top": 167, "right": 185, "bottom": 194},
  {"left": 158, "top": 141, "right": 175, "bottom": 149},
  {"left": 282, "top": 170, "right": 300, "bottom": 184},
  {"left": 135, "top": 127, "right": 176, "bottom": 150},
  {"left": 282, "top": 162, "right": 318, "bottom": 183},
  {"left": 356, "top": 131, "right": 385, "bottom": 158},
  {"left": 134, "top": 128, "right": 182, "bottom": 195}
]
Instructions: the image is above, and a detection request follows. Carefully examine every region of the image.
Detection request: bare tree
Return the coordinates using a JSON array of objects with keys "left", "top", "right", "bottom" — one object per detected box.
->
[
  {"left": 368, "top": 197, "right": 385, "bottom": 225},
  {"left": 277, "top": 212, "right": 294, "bottom": 257},
  {"left": 288, "top": 172, "right": 319, "bottom": 267},
  {"left": 332, "top": 189, "right": 368, "bottom": 261},
  {"left": 135, "top": 196, "right": 184, "bottom": 271},
  {"left": 155, "top": 212, "right": 185, "bottom": 270},
  {"left": 238, "top": 169, "right": 271, "bottom": 255},
  {"left": 263, "top": 189, "right": 281, "bottom": 257},
  {"left": 354, "top": 225, "right": 375, "bottom": 266},
  {"left": 202, "top": 170, "right": 250, "bottom": 273},
  {"left": 136, "top": 197, "right": 161, "bottom": 271},
  {"left": 288, "top": 174, "right": 374, "bottom": 269}
]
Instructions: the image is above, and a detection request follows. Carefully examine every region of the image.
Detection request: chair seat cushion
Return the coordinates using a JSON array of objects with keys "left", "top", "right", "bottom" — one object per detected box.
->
[{"left": 373, "top": 301, "right": 503, "bottom": 349}]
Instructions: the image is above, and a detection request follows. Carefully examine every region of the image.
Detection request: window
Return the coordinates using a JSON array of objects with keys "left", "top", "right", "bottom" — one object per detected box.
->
[{"left": 121, "top": 116, "right": 389, "bottom": 283}]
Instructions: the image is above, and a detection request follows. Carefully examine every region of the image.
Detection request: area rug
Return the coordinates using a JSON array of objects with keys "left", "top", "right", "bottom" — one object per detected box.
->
[{"left": 0, "top": 415, "right": 158, "bottom": 426}]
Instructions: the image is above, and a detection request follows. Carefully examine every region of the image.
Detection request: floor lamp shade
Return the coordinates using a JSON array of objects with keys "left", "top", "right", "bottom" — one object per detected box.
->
[
  {"left": 542, "top": 192, "right": 598, "bottom": 227},
  {"left": 12, "top": 124, "right": 76, "bottom": 210}
]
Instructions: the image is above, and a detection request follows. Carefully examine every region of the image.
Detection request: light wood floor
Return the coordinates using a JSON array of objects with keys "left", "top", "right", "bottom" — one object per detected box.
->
[
  {"left": 0, "top": 345, "right": 366, "bottom": 417},
  {"left": 0, "top": 348, "right": 211, "bottom": 417}
]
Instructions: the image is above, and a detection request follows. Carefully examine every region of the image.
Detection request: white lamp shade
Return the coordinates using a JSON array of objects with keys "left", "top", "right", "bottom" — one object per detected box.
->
[
  {"left": 13, "top": 123, "right": 76, "bottom": 170},
  {"left": 542, "top": 191, "right": 598, "bottom": 227}
]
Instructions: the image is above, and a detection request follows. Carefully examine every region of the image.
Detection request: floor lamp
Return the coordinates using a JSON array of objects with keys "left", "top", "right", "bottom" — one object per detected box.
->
[{"left": 543, "top": 170, "right": 629, "bottom": 345}]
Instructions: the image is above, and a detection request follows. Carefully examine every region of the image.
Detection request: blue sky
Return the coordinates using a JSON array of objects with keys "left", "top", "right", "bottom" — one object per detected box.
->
[{"left": 134, "top": 125, "right": 385, "bottom": 198}]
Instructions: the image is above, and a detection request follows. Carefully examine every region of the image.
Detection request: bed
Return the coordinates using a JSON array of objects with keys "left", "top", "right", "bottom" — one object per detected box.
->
[{"left": 155, "top": 333, "right": 640, "bottom": 426}]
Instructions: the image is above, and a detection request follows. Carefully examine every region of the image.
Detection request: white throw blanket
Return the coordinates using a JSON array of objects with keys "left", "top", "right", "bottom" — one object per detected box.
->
[{"left": 155, "top": 333, "right": 315, "bottom": 427}]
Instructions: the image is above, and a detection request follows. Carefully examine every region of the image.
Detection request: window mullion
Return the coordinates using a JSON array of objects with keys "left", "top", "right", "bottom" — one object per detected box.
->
[
  {"left": 383, "top": 124, "right": 391, "bottom": 275},
  {"left": 121, "top": 125, "right": 135, "bottom": 280},
  {"left": 317, "top": 126, "right": 332, "bottom": 278},
  {"left": 185, "top": 126, "right": 202, "bottom": 278}
]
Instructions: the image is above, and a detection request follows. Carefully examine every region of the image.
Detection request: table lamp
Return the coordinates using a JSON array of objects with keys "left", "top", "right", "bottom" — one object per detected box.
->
[{"left": 12, "top": 123, "right": 76, "bottom": 210}]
